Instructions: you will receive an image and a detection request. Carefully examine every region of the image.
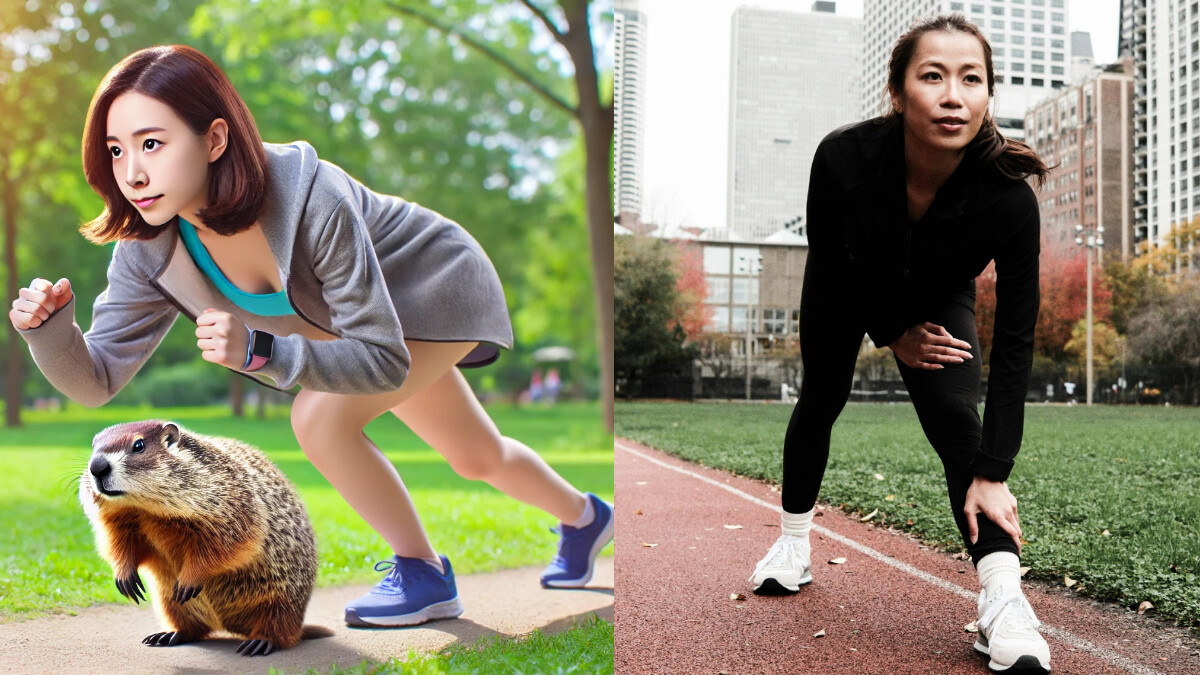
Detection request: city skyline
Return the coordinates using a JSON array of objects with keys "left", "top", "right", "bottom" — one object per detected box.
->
[{"left": 639, "top": 0, "right": 1122, "bottom": 231}]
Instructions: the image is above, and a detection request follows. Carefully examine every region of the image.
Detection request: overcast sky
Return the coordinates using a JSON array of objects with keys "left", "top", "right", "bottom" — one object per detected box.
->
[{"left": 637, "top": 0, "right": 1122, "bottom": 228}]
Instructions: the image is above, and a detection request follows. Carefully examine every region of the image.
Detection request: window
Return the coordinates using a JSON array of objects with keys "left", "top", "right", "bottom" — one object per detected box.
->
[
  {"left": 971, "top": 3, "right": 984, "bottom": 13},
  {"left": 1052, "top": 66, "right": 1064, "bottom": 75},
  {"left": 994, "top": 47, "right": 1006, "bottom": 56},
  {"left": 790, "top": 310, "right": 800, "bottom": 335},
  {"left": 1032, "top": 36, "right": 1045, "bottom": 46},
  {"left": 1013, "top": 48, "right": 1026, "bottom": 58},
  {"left": 763, "top": 309, "right": 787, "bottom": 335},
  {"left": 1032, "top": 50, "right": 1045, "bottom": 59},
  {"left": 1033, "top": 77, "right": 1045, "bottom": 86},
  {"left": 1052, "top": 25, "right": 1064, "bottom": 34},
  {"left": 1033, "top": 23, "right": 1045, "bottom": 33},
  {"left": 1052, "top": 52, "right": 1065, "bottom": 61},
  {"left": 995, "top": 60, "right": 1006, "bottom": 69},
  {"left": 1012, "top": 20, "right": 1025, "bottom": 30},
  {"left": 950, "top": 1, "right": 964, "bottom": 8},
  {"left": 1032, "top": 10, "right": 1045, "bottom": 19},
  {"left": 708, "top": 306, "right": 730, "bottom": 332},
  {"left": 1052, "top": 12, "right": 1064, "bottom": 21},
  {"left": 1012, "top": 8, "right": 1025, "bottom": 17},
  {"left": 1051, "top": 39, "right": 1064, "bottom": 49},
  {"left": 992, "top": 19, "right": 1005, "bottom": 29},
  {"left": 703, "top": 247, "right": 730, "bottom": 274},
  {"left": 1013, "top": 62, "right": 1026, "bottom": 72},
  {"left": 1012, "top": 76, "right": 1025, "bottom": 84},
  {"left": 732, "top": 278, "right": 758, "bottom": 305},
  {"left": 731, "top": 307, "right": 753, "bottom": 334},
  {"left": 1012, "top": 34, "right": 1025, "bottom": 45},
  {"left": 1032, "top": 64, "right": 1045, "bottom": 73},
  {"left": 707, "top": 277, "right": 730, "bottom": 303}
]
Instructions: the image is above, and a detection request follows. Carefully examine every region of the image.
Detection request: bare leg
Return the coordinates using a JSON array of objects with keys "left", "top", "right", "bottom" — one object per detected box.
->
[
  {"left": 390, "top": 368, "right": 588, "bottom": 523},
  {"left": 291, "top": 341, "right": 477, "bottom": 560}
]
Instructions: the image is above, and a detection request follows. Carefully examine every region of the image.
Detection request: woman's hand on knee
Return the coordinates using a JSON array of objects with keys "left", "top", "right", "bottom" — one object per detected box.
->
[
  {"left": 888, "top": 322, "right": 973, "bottom": 370},
  {"left": 964, "top": 475, "right": 1022, "bottom": 554}
]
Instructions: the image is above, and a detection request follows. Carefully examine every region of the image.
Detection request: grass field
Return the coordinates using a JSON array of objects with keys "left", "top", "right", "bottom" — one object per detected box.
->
[
  {"left": 0, "top": 402, "right": 613, "bottom": 621},
  {"left": 616, "top": 401, "right": 1200, "bottom": 631}
]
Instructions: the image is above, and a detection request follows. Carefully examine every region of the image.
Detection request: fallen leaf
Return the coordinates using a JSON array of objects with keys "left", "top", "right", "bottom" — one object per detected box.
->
[
  {"left": 829, "top": 557, "right": 847, "bottom": 565},
  {"left": 723, "top": 525, "right": 743, "bottom": 530},
  {"left": 1019, "top": 566, "right": 1031, "bottom": 578},
  {"left": 1138, "top": 601, "right": 1154, "bottom": 615},
  {"left": 860, "top": 509, "right": 878, "bottom": 522},
  {"left": 964, "top": 621, "right": 979, "bottom": 633},
  {"left": 873, "top": 473, "right": 885, "bottom": 481},
  {"left": 635, "top": 509, "right": 644, "bottom": 515},
  {"left": 885, "top": 494, "right": 896, "bottom": 501},
  {"left": 813, "top": 629, "right": 826, "bottom": 638},
  {"left": 955, "top": 550, "right": 971, "bottom": 561},
  {"left": 1101, "top": 529, "right": 1111, "bottom": 536},
  {"left": 906, "top": 519, "right": 914, "bottom": 526},
  {"left": 642, "top": 542, "right": 658, "bottom": 548},
  {"left": 731, "top": 593, "right": 746, "bottom": 601},
  {"left": 1064, "top": 575, "right": 1077, "bottom": 588},
  {"left": 635, "top": 481, "right": 648, "bottom": 486},
  {"left": 814, "top": 511, "right": 824, "bottom": 517}
]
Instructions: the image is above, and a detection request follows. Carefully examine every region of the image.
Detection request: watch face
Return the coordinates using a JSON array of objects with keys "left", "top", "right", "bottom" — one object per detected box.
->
[{"left": 251, "top": 331, "right": 274, "bottom": 358}]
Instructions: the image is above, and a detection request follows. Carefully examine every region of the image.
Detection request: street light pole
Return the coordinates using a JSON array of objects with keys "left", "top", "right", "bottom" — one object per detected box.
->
[
  {"left": 741, "top": 252, "right": 762, "bottom": 401},
  {"left": 1075, "top": 222, "right": 1104, "bottom": 405}
]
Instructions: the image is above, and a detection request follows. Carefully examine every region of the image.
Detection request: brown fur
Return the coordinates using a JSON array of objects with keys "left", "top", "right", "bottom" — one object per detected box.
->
[{"left": 80, "top": 421, "right": 326, "bottom": 651}]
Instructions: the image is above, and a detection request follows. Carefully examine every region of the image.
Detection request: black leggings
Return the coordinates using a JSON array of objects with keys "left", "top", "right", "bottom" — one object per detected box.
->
[{"left": 782, "top": 250, "right": 1019, "bottom": 564}]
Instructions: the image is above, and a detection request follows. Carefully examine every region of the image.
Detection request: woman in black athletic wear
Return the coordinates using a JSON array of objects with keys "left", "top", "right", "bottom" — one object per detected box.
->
[{"left": 748, "top": 15, "right": 1052, "bottom": 674}]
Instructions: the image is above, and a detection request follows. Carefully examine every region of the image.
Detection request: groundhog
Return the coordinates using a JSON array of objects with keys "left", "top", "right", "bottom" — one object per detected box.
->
[{"left": 79, "top": 420, "right": 330, "bottom": 656}]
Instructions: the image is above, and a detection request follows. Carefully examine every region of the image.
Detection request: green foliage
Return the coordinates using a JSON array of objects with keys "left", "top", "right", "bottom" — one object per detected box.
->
[
  {"left": 106, "top": 359, "right": 230, "bottom": 407},
  {"left": 0, "top": 402, "right": 612, "bottom": 619},
  {"left": 614, "top": 236, "right": 696, "bottom": 398},
  {"left": 617, "top": 401, "right": 1200, "bottom": 632}
]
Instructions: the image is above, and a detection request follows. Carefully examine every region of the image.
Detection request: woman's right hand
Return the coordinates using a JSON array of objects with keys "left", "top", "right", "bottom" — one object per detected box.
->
[
  {"left": 888, "top": 321, "right": 973, "bottom": 370},
  {"left": 9, "top": 278, "right": 73, "bottom": 330}
]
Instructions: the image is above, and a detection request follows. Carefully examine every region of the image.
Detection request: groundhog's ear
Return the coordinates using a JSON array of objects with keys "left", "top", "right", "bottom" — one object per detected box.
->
[{"left": 163, "top": 423, "right": 180, "bottom": 449}]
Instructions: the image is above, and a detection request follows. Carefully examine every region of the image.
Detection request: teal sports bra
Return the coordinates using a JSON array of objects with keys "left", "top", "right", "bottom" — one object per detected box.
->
[{"left": 177, "top": 218, "right": 295, "bottom": 317}]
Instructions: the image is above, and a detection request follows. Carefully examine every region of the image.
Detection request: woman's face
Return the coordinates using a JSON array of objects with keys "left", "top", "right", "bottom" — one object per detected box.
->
[
  {"left": 106, "top": 92, "right": 222, "bottom": 227},
  {"left": 891, "top": 30, "right": 990, "bottom": 160}
]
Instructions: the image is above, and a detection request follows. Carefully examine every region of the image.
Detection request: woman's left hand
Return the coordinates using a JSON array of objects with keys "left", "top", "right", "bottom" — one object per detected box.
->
[
  {"left": 195, "top": 309, "right": 250, "bottom": 369},
  {"left": 964, "top": 475, "right": 1022, "bottom": 554}
]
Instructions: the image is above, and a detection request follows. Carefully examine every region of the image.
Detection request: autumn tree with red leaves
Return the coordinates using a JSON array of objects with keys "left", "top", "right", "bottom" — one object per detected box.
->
[
  {"left": 1035, "top": 248, "right": 1112, "bottom": 362},
  {"left": 671, "top": 242, "right": 712, "bottom": 341}
]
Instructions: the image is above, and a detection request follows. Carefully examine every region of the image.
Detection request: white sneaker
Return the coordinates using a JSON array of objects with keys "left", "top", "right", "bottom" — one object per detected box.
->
[
  {"left": 974, "top": 585, "right": 1051, "bottom": 673},
  {"left": 748, "top": 535, "right": 812, "bottom": 594}
]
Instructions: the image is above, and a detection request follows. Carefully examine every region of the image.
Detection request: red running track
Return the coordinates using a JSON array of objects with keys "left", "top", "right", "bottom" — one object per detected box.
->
[{"left": 614, "top": 438, "right": 1200, "bottom": 675}]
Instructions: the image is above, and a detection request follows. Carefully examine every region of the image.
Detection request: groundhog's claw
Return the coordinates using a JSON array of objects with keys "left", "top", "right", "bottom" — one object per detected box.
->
[
  {"left": 171, "top": 581, "right": 203, "bottom": 604},
  {"left": 236, "top": 638, "right": 276, "bottom": 656},
  {"left": 115, "top": 572, "right": 146, "bottom": 604},
  {"left": 143, "top": 631, "right": 189, "bottom": 646}
]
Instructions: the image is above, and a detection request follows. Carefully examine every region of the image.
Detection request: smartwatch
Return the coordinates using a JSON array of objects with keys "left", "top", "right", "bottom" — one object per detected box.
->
[{"left": 243, "top": 329, "right": 274, "bottom": 372}]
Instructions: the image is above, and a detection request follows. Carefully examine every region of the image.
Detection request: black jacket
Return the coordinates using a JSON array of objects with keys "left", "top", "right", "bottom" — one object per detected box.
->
[{"left": 807, "top": 117, "right": 1040, "bottom": 482}]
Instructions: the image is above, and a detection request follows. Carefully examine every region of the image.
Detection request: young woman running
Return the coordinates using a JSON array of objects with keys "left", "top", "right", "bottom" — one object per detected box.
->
[
  {"left": 747, "top": 15, "right": 1051, "bottom": 674},
  {"left": 9, "top": 44, "right": 612, "bottom": 631}
]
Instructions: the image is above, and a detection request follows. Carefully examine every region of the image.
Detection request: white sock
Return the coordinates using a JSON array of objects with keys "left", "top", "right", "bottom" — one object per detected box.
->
[
  {"left": 976, "top": 551, "right": 1021, "bottom": 596},
  {"left": 566, "top": 495, "right": 595, "bottom": 529},
  {"left": 424, "top": 557, "right": 445, "bottom": 575},
  {"left": 781, "top": 508, "right": 814, "bottom": 543}
]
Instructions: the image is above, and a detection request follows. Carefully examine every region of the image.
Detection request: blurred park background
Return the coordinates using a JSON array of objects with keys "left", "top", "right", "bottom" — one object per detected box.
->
[{"left": 0, "top": 0, "right": 615, "bottom": 426}]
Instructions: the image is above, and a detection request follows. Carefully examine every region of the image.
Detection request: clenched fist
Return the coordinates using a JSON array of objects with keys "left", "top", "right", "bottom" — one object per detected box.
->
[
  {"left": 195, "top": 309, "right": 251, "bottom": 370},
  {"left": 9, "top": 278, "right": 73, "bottom": 330}
]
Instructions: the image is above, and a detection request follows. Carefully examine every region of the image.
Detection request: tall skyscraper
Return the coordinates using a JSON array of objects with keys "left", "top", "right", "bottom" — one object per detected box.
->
[
  {"left": 860, "top": 0, "right": 1071, "bottom": 140},
  {"left": 614, "top": 0, "right": 647, "bottom": 228},
  {"left": 726, "top": 3, "right": 863, "bottom": 241},
  {"left": 1120, "top": 0, "right": 1200, "bottom": 255}
]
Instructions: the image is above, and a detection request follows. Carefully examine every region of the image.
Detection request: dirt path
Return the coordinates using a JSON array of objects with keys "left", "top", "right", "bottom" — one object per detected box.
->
[
  {"left": 614, "top": 438, "right": 1200, "bottom": 675},
  {"left": 0, "top": 559, "right": 613, "bottom": 674}
]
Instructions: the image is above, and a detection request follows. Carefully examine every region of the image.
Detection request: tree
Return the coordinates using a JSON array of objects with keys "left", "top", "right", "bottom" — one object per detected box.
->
[
  {"left": 1035, "top": 249, "right": 1111, "bottom": 362},
  {"left": 975, "top": 260, "right": 997, "bottom": 360},
  {"left": 1063, "top": 318, "right": 1120, "bottom": 370},
  {"left": 1104, "top": 260, "right": 1168, "bottom": 335},
  {"left": 614, "top": 235, "right": 693, "bottom": 398},
  {"left": 671, "top": 241, "right": 711, "bottom": 342}
]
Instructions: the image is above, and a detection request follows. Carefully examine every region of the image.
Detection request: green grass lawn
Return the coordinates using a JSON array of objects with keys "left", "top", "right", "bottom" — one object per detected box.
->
[
  {"left": 617, "top": 401, "right": 1200, "bottom": 632},
  {"left": 0, "top": 402, "right": 613, "bottom": 621}
]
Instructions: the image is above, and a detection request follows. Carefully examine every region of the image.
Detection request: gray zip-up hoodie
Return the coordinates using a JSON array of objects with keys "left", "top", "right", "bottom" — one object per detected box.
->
[{"left": 19, "top": 141, "right": 512, "bottom": 406}]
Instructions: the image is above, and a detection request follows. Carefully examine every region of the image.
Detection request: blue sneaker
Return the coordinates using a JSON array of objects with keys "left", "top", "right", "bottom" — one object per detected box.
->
[
  {"left": 344, "top": 554, "right": 464, "bottom": 627},
  {"left": 540, "top": 493, "right": 614, "bottom": 588}
]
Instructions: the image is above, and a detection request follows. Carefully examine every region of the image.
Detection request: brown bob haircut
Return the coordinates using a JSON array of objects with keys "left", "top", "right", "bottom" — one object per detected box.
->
[{"left": 80, "top": 45, "right": 267, "bottom": 244}]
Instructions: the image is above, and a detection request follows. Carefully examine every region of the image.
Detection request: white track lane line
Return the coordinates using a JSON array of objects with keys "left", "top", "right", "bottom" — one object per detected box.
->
[{"left": 617, "top": 439, "right": 1163, "bottom": 675}]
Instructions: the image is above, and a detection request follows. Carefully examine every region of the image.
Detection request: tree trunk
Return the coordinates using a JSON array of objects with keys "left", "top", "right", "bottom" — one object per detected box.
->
[
  {"left": 230, "top": 372, "right": 245, "bottom": 417},
  {"left": 3, "top": 149, "right": 22, "bottom": 428},
  {"left": 561, "top": 0, "right": 615, "bottom": 432}
]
